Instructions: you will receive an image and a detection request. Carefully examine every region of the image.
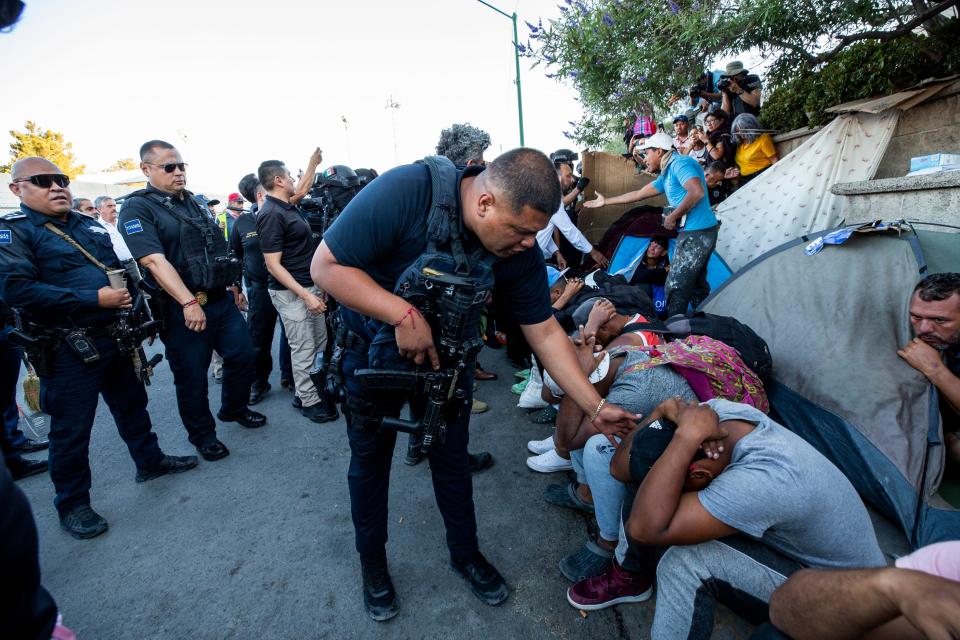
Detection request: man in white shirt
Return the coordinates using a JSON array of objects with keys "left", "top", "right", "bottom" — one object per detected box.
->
[
  {"left": 94, "top": 196, "right": 133, "bottom": 263},
  {"left": 537, "top": 162, "right": 609, "bottom": 270}
]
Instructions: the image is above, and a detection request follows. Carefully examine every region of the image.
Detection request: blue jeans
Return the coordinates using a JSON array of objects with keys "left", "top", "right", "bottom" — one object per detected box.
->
[
  {"left": 41, "top": 337, "right": 164, "bottom": 513},
  {"left": 570, "top": 433, "right": 624, "bottom": 542},
  {"left": 339, "top": 307, "right": 479, "bottom": 560},
  {"left": 160, "top": 295, "right": 256, "bottom": 445}
]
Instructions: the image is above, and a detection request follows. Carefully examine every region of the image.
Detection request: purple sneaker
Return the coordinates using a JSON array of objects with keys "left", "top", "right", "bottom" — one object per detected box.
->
[{"left": 566, "top": 560, "right": 653, "bottom": 611}]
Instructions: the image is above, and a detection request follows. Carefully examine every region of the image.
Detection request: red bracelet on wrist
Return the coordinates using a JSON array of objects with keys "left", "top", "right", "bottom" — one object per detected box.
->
[
  {"left": 393, "top": 307, "right": 417, "bottom": 329},
  {"left": 182, "top": 298, "right": 198, "bottom": 309}
]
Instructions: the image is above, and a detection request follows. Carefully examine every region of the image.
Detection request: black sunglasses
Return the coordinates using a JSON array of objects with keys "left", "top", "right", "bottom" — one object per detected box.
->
[
  {"left": 146, "top": 162, "right": 188, "bottom": 173},
  {"left": 13, "top": 173, "right": 71, "bottom": 188}
]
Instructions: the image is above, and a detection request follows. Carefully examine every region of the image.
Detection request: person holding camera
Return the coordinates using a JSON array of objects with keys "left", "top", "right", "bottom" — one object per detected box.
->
[
  {"left": 0, "top": 157, "right": 198, "bottom": 539},
  {"left": 719, "top": 60, "right": 762, "bottom": 117},
  {"left": 119, "top": 140, "right": 266, "bottom": 464},
  {"left": 257, "top": 153, "right": 337, "bottom": 423},
  {"left": 311, "top": 148, "right": 641, "bottom": 621},
  {"left": 537, "top": 153, "right": 608, "bottom": 270}
]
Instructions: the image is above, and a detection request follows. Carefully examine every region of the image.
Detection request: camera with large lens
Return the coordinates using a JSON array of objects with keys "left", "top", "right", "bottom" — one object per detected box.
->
[
  {"left": 298, "top": 165, "right": 362, "bottom": 238},
  {"left": 717, "top": 77, "right": 732, "bottom": 92}
]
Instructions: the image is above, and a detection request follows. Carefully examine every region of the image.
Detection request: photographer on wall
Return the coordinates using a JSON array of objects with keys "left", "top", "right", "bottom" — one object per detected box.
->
[{"left": 718, "top": 60, "right": 762, "bottom": 117}]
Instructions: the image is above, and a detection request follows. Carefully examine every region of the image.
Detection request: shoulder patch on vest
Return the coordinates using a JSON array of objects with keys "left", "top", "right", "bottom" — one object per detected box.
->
[
  {"left": 124, "top": 219, "right": 144, "bottom": 235},
  {"left": 0, "top": 229, "right": 11, "bottom": 245}
]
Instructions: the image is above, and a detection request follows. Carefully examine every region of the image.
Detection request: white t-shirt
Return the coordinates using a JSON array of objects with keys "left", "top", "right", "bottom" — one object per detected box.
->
[
  {"left": 98, "top": 219, "right": 133, "bottom": 262},
  {"left": 536, "top": 203, "right": 593, "bottom": 258}
]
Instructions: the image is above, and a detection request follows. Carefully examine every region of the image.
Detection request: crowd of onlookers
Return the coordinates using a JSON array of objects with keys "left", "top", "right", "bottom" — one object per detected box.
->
[{"left": 623, "top": 61, "right": 779, "bottom": 208}]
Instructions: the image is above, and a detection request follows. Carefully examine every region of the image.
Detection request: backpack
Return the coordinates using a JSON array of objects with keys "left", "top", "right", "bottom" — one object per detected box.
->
[{"left": 622, "top": 311, "right": 773, "bottom": 384}]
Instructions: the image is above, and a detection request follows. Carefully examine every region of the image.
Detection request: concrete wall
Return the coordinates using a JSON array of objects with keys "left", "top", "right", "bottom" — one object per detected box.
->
[
  {"left": 773, "top": 81, "right": 960, "bottom": 179},
  {"left": 875, "top": 81, "right": 960, "bottom": 178},
  {"left": 832, "top": 171, "right": 960, "bottom": 228}
]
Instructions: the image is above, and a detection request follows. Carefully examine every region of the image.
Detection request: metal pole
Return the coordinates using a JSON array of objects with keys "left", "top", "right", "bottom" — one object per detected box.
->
[
  {"left": 474, "top": 0, "right": 525, "bottom": 146},
  {"left": 512, "top": 12, "right": 525, "bottom": 146}
]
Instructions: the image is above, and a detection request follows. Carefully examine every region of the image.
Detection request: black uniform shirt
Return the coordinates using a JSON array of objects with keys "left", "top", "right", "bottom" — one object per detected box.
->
[
  {"left": 256, "top": 195, "right": 316, "bottom": 291},
  {"left": 229, "top": 211, "right": 268, "bottom": 286},
  {"left": 118, "top": 184, "right": 217, "bottom": 291},
  {"left": 323, "top": 163, "right": 553, "bottom": 326},
  {"left": 0, "top": 204, "right": 120, "bottom": 327}
]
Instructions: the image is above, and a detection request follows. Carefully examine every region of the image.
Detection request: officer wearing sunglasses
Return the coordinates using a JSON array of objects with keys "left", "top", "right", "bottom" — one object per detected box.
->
[
  {"left": 0, "top": 157, "right": 198, "bottom": 539},
  {"left": 117, "top": 140, "right": 266, "bottom": 463}
]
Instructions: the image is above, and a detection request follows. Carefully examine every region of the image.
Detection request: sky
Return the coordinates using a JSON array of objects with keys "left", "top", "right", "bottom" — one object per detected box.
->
[{"left": 0, "top": 0, "right": 584, "bottom": 194}]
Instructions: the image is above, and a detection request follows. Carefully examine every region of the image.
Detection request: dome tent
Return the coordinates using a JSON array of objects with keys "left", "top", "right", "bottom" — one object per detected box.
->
[{"left": 700, "top": 222, "right": 960, "bottom": 548}]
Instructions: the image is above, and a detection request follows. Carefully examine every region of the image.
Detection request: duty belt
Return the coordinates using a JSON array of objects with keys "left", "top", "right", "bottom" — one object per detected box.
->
[{"left": 193, "top": 289, "right": 228, "bottom": 306}]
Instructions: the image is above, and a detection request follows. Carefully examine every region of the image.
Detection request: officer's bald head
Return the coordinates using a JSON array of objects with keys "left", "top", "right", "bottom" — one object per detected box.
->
[
  {"left": 11, "top": 157, "right": 61, "bottom": 181},
  {"left": 8, "top": 157, "right": 72, "bottom": 217},
  {"left": 139, "top": 139, "right": 176, "bottom": 163}
]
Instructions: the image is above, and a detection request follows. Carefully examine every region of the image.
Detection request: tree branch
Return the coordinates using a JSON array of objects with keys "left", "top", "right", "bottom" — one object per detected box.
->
[
  {"left": 767, "top": 37, "right": 817, "bottom": 62},
  {"left": 813, "top": 0, "right": 959, "bottom": 64}
]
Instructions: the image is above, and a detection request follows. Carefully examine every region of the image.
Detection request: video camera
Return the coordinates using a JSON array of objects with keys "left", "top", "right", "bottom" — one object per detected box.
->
[{"left": 298, "top": 164, "right": 362, "bottom": 238}]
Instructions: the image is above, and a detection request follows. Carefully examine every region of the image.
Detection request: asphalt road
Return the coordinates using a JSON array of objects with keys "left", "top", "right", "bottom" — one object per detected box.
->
[{"left": 16, "top": 341, "right": 758, "bottom": 640}]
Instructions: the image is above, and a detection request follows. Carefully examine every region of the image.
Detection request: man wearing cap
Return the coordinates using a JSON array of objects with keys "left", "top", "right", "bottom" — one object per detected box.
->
[
  {"left": 537, "top": 160, "right": 607, "bottom": 271},
  {"left": 719, "top": 61, "right": 762, "bottom": 118},
  {"left": 584, "top": 132, "right": 717, "bottom": 317},
  {"left": 672, "top": 115, "right": 692, "bottom": 154},
  {"left": 193, "top": 194, "right": 220, "bottom": 220},
  {"left": 218, "top": 193, "right": 245, "bottom": 240}
]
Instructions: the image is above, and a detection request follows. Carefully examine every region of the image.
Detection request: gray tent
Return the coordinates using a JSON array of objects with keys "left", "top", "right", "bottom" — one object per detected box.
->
[{"left": 702, "top": 224, "right": 960, "bottom": 548}]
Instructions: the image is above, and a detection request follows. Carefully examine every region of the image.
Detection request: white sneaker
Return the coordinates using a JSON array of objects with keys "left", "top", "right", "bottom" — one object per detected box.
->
[
  {"left": 527, "top": 434, "right": 555, "bottom": 455},
  {"left": 526, "top": 448, "right": 573, "bottom": 473}
]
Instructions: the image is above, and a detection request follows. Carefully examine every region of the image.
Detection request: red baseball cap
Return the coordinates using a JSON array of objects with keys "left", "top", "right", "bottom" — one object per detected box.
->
[{"left": 228, "top": 192, "right": 244, "bottom": 202}]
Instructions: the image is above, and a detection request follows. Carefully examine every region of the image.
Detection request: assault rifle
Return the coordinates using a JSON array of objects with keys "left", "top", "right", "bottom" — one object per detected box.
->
[
  {"left": 354, "top": 269, "right": 488, "bottom": 454},
  {"left": 111, "top": 281, "right": 164, "bottom": 385}
]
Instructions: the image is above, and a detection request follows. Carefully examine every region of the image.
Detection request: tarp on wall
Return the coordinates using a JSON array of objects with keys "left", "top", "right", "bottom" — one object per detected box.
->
[{"left": 714, "top": 111, "right": 899, "bottom": 271}]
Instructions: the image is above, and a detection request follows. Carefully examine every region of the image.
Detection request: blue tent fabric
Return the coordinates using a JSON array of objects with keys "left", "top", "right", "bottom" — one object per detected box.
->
[
  {"left": 701, "top": 227, "right": 960, "bottom": 548},
  {"left": 609, "top": 235, "right": 733, "bottom": 292}
]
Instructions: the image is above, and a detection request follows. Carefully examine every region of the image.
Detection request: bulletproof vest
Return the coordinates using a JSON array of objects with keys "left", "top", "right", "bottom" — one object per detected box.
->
[
  {"left": 125, "top": 189, "right": 240, "bottom": 291},
  {"left": 390, "top": 156, "right": 497, "bottom": 359}
]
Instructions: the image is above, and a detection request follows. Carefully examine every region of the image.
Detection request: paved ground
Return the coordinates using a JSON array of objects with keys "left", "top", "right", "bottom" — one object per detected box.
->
[{"left": 15, "top": 340, "right": 904, "bottom": 639}]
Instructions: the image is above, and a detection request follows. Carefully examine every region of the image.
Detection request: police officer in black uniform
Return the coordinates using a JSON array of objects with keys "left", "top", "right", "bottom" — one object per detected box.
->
[
  {"left": 0, "top": 157, "right": 198, "bottom": 539},
  {"left": 230, "top": 174, "right": 279, "bottom": 404},
  {"left": 312, "top": 148, "right": 641, "bottom": 621},
  {"left": 118, "top": 141, "right": 266, "bottom": 461}
]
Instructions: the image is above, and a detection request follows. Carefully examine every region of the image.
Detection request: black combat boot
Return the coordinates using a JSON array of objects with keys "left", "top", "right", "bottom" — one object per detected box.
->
[{"left": 360, "top": 554, "right": 399, "bottom": 621}]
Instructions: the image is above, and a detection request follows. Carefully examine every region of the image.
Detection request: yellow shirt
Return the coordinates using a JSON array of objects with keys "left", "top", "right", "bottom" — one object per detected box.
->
[{"left": 735, "top": 134, "right": 777, "bottom": 176}]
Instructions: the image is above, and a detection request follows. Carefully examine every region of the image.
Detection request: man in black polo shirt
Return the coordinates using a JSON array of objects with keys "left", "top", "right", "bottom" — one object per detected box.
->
[
  {"left": 257, "top": 158, "right": 336, "bottom": 423},
  {"left": 312, "top": 148, "right": 641, "bottom": 620},
  {"left": 119, "top": 140, "right": 266, "bottom": 462}
]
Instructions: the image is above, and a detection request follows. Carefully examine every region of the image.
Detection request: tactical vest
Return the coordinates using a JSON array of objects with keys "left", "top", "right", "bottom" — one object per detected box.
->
[
  {"left": 125, "top": 189, "right": 240, "bottom": 291},
  {"left": 388, "top": 156, "right": 497, "bottom": 360}
]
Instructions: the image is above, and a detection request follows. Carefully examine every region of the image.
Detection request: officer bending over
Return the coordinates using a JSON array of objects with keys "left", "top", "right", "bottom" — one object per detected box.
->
[
  {"left": 312, "top": 148, "right": 640, "bottom": 620},
  {"left": 119, "top": 140, "right": 265, "bottom": 463},
  {"left": 0, "top": 157, "right": 197, "bottom": 539}
]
